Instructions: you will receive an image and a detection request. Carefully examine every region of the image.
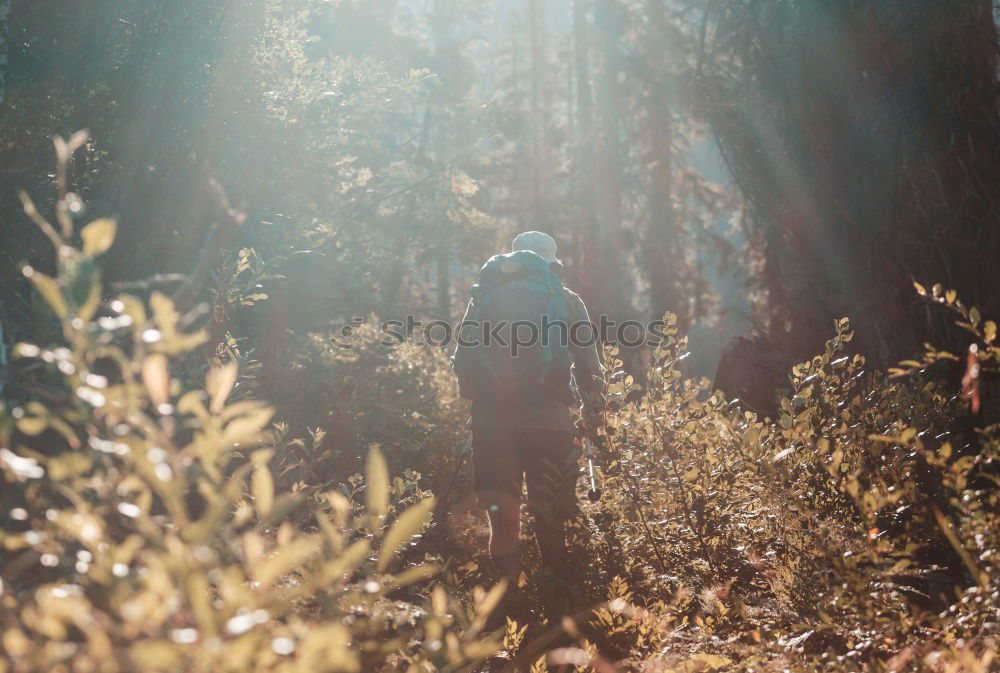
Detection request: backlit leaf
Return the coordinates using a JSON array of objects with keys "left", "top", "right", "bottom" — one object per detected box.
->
[
  {"left": 222, "top": 405, "right": 274, "bottom": 444},
  {"left": 377, "top": 496, "right": 434, "bottom": 570},
  {"left": 30, "top": 271, "right": 68, "bottom": 319},
  {"left": 141, "top": 354, "right": 171, "bottom": 407},
  {"left": 253, "top": 536, "right": 322, "bottom": 587},
  {"left": 81, "top": 218, "right": 117, "bottom": 256},
  {"left": 252, "top": 449, "right": 275, "bottom": 518},
  {"left": 206, "top": 360, "right": 239, "bottom": 413},
  {"left": 16, "top": 416, "right": 48, "bottom": 436},
  {"left": 366, "top": 445, "right": 389, "bottom": 520},
  {"left": 77, "top": 278, "right": 101, "bottom": 322}
]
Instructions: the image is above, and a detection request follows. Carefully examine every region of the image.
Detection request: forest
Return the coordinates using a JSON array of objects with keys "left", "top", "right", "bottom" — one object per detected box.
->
[{"left": 2, "top": 1, "right": 1000, "bottom": 671}]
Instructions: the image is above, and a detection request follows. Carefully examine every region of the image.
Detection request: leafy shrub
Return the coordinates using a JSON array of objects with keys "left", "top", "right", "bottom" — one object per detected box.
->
[
  {"left": 0, "top": 143, "right": 499, "bottom": 673},
  {"left": 264, "top": 322, "right": 470, "bottom": 498},
  {"left": 570, "top": 308, "right": 1000, "bottom": 670}
]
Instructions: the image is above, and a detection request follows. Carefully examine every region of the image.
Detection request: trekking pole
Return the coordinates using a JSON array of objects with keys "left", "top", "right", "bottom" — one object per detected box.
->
[{"left": 584, "top": 438, "right": 602, "bottom": 502}]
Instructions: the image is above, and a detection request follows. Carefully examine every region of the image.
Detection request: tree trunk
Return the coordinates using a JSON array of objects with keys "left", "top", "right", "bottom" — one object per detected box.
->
[
  {"left": 0, "top": 0, "right": 9, "bottom": 105},
  {"left": 588, "top": 0, "right": 627, "bottom": 320},
  {"left": 705, "top": 0, "right": 1000, "bottom": 367},
  {"left": 570, "top": 0, "right": 596, "bottom": 301},
  {"left": 639, "top": 0, "right": 679, "bottom": 326},
  {"left": 528, "top": 0, "right": 548, "bottom": 230}
]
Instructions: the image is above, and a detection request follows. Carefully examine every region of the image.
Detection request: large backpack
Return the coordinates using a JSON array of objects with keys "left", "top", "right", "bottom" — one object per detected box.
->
[{"left": 453, "top": 250, "right": 573, "bottom": 405}]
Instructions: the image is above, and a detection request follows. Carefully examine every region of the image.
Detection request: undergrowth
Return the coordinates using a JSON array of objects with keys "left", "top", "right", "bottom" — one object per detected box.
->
[{"left": 4, "top": 142, "right": 1000, "bottom": 673}]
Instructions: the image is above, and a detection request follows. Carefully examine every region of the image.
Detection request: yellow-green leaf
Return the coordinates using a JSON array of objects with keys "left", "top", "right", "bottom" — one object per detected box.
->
[
  {"left": 77, "top": 278, "right": 102, "bottom": 323},
  {"left": 252, "top": 450, "right": 274, "bottom": 518},
  {"left": 222, "top": 406, "right": 274, "bottom": 444},
  {"left": 377, "top": 496, "right": 434, "bottom": 570},
  {"left": 471, "top": 579, "right": 508, "bottom": 631},
  {"left": 16, "top": 416, "right": 48, "bottom": 436},
  {"left": 130, "top": 640, "right": 183, "bottom": 672},
  {"left": 297, "top": 624, "right": 359, "bottom": 673},
  {"left": 187, "top": 572, "right": 218, "bottom": 637},
  {"left": 985, "top": 321, "right": 996, "bottom": 344},
  {"left": 177, "top": 390, "right": 208, "bottom": 419},
  {"left": 253, "top": 536, "right": 322, "bottom": 587},
  {"left": 81, "top": 218, "right": 117, "bottom": 257},
  {"left": 30, "top": 272, "right": 68, "bottom": 319},
  {"left": 141, "top": 354, "right": 171, "bottom": 408},
  {"left": 366, "top": 445, "right": 389, "bottom": 520},
  {"left": 388, "top": 563, "right": 440, "bottom": 588},
  {"left": 149, "top": 291, "right": 178, "bottom": 334},
  {"left": 205, "top": 361, "right": 239, "bottom": 413},
  {"left": 319, "top": 539, "right": 370, "bottom": 585}
]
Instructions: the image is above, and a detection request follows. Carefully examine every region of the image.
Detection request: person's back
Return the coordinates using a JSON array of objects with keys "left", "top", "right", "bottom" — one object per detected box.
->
[{"left": 452, "top": 231, "right": 605, "bottom": 585}]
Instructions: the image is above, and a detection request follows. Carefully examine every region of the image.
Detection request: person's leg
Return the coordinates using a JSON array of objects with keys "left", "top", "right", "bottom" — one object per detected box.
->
[
  {"left": 472, "top": 427, "right": 524, "bottom": 583},
  {"left": 521, "top": 429, "right": 580, "bottom": 573}
]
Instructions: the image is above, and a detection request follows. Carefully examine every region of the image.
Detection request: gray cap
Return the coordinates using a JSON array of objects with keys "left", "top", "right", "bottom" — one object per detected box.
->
[{"left": 511, "top": 230, "right": 561, "bottom": 265}]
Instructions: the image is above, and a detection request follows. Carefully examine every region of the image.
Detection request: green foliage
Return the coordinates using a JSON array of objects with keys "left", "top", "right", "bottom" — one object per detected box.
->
[
  {"left": 259, "top": 319, "right": 470, "bottom": 504},
  {"left": 6, "top": 147, "right": 1000, "bottom": 671},
  {"left": 8, "top": 146, "right": 1000, "bottom": 672},
  {"left": 5, "top": 1, "right": 1000, "bottom": 671},
  {"left": 0, "top": 152, "right": 500, "bottom": 673},
  {"left": 557, "top": 302, "right": 999, "bottom": 670}
]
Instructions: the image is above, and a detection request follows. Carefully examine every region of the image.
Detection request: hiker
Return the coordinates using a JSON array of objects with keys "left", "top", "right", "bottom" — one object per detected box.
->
[{"left": 452, "top": 231, "right": 606, "bottom": 586}]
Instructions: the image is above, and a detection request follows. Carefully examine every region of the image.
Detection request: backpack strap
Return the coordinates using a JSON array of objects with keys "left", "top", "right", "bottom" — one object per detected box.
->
[{"left": 532, "top": 274, "right": 564, "bottom": 385}]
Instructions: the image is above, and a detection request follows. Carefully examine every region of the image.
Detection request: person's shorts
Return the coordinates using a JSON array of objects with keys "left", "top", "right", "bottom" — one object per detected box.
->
[{"left": 471, "top": 427, "right": 579, "bottom": 501}]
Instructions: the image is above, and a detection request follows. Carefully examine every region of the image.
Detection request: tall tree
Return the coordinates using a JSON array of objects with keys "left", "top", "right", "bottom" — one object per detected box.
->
[
  {"left": 703, "top": 0, "right": 1000, "bottom": 368},
  {"left": 585, "top": 0, "right": 628, "bottom": 317}
]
